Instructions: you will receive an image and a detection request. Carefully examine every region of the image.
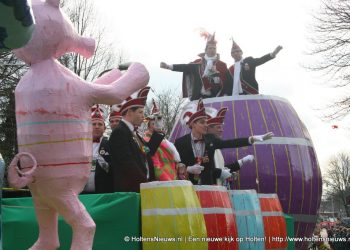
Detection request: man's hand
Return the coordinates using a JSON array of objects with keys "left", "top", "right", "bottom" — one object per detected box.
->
[
  {"left": 271, "top": 45, "right": 283, "bottom": 57},
  {"left": 238, "top": 155, "right": 255, "bottom": 168},
  {"left": 160, "top": 62, "right": 169, "bottom": 69},
  {"left": 251, "top": 132, "right": 274, "bottom": 143},
  {"left": 220, "top": 169, "right": 232, "bottom": 180},
  {"left": 187, "top": 164, "right": 204, "bottom": 175}
]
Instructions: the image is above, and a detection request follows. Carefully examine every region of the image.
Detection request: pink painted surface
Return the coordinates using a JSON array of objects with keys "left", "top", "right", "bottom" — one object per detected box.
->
[{"left": 9, "top": 0, "right": 149, "bottom": 249}]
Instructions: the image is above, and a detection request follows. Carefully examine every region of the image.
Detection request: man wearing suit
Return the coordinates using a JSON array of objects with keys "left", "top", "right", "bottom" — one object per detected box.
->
[
  {"left": 109, "top": 104, "right": 122, "bottom": 130},
  {"left": 174, "top": 99, "right": 273, "bottom": 185},
  {"left": 160, "top": 31, "right": 231, "bottom": 100},
  {"left": 109, "top": 87, "right": 165, "bottom": 192},
  {"left": 83, "top": 105, "right": 113, "bottom": 194},
  {"left": 206, "top": 106, "right": 254, "bottom": 186},
  {"left": 228, "top": 39, "right": 283, "bottom": 95}
]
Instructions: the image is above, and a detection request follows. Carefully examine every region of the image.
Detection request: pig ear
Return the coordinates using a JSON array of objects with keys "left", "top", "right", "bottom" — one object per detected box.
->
[{"left": 46, "top": 0, "right": 60, "bottom": 8}]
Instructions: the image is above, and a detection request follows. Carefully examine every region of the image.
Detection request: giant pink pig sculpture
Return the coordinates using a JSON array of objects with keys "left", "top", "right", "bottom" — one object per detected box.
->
[{"left": 8, "top": 0, "right": 149, "bottom": 249}]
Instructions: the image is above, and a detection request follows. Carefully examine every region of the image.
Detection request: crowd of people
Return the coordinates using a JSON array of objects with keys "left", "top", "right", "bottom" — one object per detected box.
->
[
  {"left": 85, "top": 95, "right": 273, "bottom": 194},
  {"left": 83, "top": 30, "right": 280, "bottom": 194},
  {"left": 310, "top": 224, "right": 350, "bottom": 250}
]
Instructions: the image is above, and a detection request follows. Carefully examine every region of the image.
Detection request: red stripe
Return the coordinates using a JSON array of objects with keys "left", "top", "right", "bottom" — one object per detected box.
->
[{"left": 40, "top": 161, "right": 91, "bottom": 167}]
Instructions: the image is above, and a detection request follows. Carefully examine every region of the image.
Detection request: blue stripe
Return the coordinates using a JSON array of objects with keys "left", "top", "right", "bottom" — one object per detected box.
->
[{"left": 17, "top": 120, "right": 90, "bottom": 127}]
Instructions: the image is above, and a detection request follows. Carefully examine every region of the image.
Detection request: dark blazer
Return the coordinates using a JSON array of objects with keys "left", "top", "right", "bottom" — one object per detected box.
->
[
  {"left": 172, "top": 59, "right": 231, "bottom": 100},
  {"left": 94, "top": 137, "right": 113, "bottom": 193},
  {"left": 174, "top": 133, "right": 250, "bottom": 185},
  {"left": 109, "top": 120, "right": 164, "bottom": 192},
  {"left": 228, "top": 53, "right": 274, "bottom": 95}
]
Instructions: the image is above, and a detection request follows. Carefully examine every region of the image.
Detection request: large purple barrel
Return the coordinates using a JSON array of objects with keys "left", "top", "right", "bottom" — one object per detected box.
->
[{"left": 170, "top": 95, "right": 322, "bottom": 250}]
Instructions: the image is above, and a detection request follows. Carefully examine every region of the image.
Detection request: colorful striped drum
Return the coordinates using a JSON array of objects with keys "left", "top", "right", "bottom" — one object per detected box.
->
[
  {"left": 259, "top": 193, "right": 288, "bottom": 249},
  {"left": 140, "top": 180, "right": 207, "bottom": 250},
  {"left": 194, "top": 185, "right": 238, "bottom": 250},
  {"left": 229, "top": 189, "right": 265, "bottom": 250},
  {"left": 170, "top": 95, "right": 321, "bottom": 249}
]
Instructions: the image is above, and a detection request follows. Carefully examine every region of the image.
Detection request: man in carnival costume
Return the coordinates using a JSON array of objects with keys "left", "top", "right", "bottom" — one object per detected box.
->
[
  {"left": 160, "top": 30, "right": 231, "bottom": 100},
  {"left": 109, "top": 87, "right": 165, "bottom": 192},
  {"left": 206, "top": 106, "right": 254, "bottom": 186},
  {"left": 109, "top": 104, "right": 122, "bottom": 130},
  {"left": 228, "top": 38, "right": 283, "bottom": 95},
  {"left": 83, "top": 105, "right": 113, "bottom": 193},
  {"left": 174, "top": 99, "right": 273, "bottom": 185}
]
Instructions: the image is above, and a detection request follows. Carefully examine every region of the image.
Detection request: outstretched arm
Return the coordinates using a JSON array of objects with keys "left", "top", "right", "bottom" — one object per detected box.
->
[
  {"left": 250, "top": 45, "right": 283, "bottom": 67},
  {"left": 160, "top": 62, "right": 200, "bottom": 73},
  {"left": 86, "top": 62, "right": 149, "bottom": 105}
]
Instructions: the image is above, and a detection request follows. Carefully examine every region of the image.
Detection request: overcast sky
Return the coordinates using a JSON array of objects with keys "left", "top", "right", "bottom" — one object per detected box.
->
[{"left": 94, "top": 0, "right": 350, "bottom": 173}]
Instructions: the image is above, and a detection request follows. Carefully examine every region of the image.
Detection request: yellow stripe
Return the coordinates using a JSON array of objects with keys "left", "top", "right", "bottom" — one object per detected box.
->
[
  {"left": 19, "top": 137, "right": 91, "bottom": 147},
  {"left": 245, "top": 100, "right": 259, "bottom": 192},
  {"left": 258, "top": 100, "right": 278, "bottom": 193},
  {"left": 231, "top": 101, "right": 240, "bottom": 189}
]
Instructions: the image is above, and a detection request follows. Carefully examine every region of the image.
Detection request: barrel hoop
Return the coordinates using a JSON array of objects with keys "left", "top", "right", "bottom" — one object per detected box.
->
[
  {"left": 194, "top": 185, "right": 227, "bottom": 192},
  {"left": 261, "top": 211, "right": 284, "bottom": 217},
  {"left": 203, "top": 95, "right": 290, "bottom": 104},
  {"left": 254, "top": 137, "right": 313, "bottom": 147},
  {"left": 290, "top": 214, "right": 317, "bottom": 223},
  {"left": 140, "top": 180, "right": 192, "bottom": 189},
  {"left": 229, "top": 189, "right": 257, "bottom": 195},
  {"left": 258, "top": 193, "right": 279, "bottom": 198},
  {"left": 233, "top": 210, "right": 261, "bottom": 216},
  {"left": 200, "top": 207, "right": 232, "bottom": 214},
  {"left": 142, "top": 207, "right": 202, "bottom": 216}
]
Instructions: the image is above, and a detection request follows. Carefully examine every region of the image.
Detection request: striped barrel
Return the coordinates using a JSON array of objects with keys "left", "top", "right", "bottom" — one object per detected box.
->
[
  {"left": 258, "top": 193, "right": 288, "bottom": 249},
  {"left": 170, "top": 95, "right": 321, "bottom": 249},
  {"left": 229, "top": 189, "right": 265, "bottom": 250},
  {"left": 194, "top": 185, "right": 238, "bottom": 250},
  {"left": 140, "top": 180, "right": 207, "bottom": 250}
]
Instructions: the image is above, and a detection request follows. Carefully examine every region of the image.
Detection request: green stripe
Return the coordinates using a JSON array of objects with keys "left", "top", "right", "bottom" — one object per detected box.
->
[{"left": 17, "top": 120, "right": 90, "bottom": 127}]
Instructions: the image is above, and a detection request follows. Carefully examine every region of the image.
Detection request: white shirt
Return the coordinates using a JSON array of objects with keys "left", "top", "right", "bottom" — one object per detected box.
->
[
  {"left": 232, "top": 60, "right": 243, "bottom": 95},
  {"left": 190, "top": 133, "right": 205, "bottom": 159}
]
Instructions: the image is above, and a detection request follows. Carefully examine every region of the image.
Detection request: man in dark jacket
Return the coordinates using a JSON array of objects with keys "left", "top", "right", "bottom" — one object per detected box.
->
[
  {"left": 228, "top": 39, "right": 283, "bottom": 95},
  {"left": 175, "top": 99, "right": 273, "bottom": 185},
  {"left": 109, "top": 87, "right": 164, "bottom": 192},
  {"left": 83, "top": 105, "right": 113, "bottom": 194},
  {"left": 160, "top": 31, "right": 231, "bottom": 100}
]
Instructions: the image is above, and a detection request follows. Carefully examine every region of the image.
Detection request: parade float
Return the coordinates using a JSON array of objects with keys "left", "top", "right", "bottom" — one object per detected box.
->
[
  {"left": 169, "top": 95, "right": 322, "bottom": 249},
  {"left": 1, "top": 1, "right": 321, "bottom": 250}
]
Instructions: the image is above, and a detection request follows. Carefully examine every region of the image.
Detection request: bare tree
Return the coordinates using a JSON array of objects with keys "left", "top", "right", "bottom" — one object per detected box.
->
[
  {"left": 59, "top": 0, "right": 127, "bottom": 80},
  {"left": 0, "top": 0, "right": 127, "bottom": 165},
  {"left": 323, "top": 152, "right": 350, "bottom": 216},
  {"left": 308, "top": 0, "right": 350, "bottom": 121},
  {"left": 0, "top": 52, "right": 27, "bottom": 165},
  {"left": 144, "top": 88, "right": 185, "bottom": 137}
]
